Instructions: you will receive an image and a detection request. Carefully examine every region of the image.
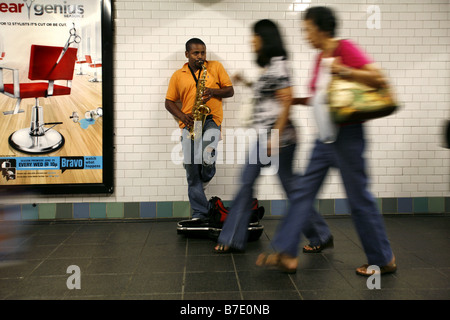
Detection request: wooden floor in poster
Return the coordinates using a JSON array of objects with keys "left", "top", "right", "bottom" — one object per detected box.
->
[{"left": 0, "top": 66, "right": 104, "bottom": 186}]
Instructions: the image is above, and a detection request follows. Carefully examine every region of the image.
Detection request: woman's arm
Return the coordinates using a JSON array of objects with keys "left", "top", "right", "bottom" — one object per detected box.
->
[
  {"left": 291, "top": 97, "right": 310, "bottom": 106},
  {"left": 267, "top": 86, "right": 293, "bottom": 156},
  {"left": 273, "top": 86, "right": 293, "bottom": 137},
  {"left": 232, "top": 72, "right": 253, "bottom": 88},
  {"left": 332, "top": 57, "right": 387, "bottom": 88}
]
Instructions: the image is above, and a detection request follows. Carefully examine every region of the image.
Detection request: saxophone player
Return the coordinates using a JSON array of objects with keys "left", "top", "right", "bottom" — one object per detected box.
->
[{"left": 165, "top": 38, "right": 234, "bottom": 227}]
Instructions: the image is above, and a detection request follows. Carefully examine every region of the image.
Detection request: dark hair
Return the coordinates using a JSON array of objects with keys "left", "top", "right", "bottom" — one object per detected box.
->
[
  {"left": 252, "top": 19, "right": 287, "bottom": 67},
  {"left": 185, "top": 38, "right": 206, "bottom": 52},
  {"left": 303, "top": 6, "right": 338, "bottom": 38}
]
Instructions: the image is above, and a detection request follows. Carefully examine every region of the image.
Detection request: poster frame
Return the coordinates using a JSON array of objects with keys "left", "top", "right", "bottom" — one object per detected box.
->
[{"left": 0, "top": 0, "right": 114, "bottom": 195}]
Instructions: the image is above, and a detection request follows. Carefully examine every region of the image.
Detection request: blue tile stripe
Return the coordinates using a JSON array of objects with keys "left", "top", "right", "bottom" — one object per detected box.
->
[{"left": 0, "top": 197, "right": 448, "bottom": 221}]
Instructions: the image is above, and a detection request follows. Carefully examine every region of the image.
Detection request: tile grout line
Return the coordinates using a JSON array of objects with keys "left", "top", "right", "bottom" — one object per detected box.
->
[
  {"left": 288, "top": 274, "right": 304, "bottom": 300},
  {"left": 119, "top": 224, "right": 153, "bottom": 299},
  {"left": 231, "top": 254, "right": 244, "bottom": 300},
  {"left": 181, "top": 238, "right": 189, "bottom": 300},
  {"left": 26, "top": 225, "right": 83, "bottom": 300},
  {"left": 32, "top": 225, "right": 83, "bottom": 272}
]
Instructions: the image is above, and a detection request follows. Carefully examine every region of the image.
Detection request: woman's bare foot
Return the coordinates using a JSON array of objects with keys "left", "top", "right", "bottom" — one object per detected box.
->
[
  {"left": 214, "top": 244, "right": 230, "bottom": 253},
  {"left": 256, "top": 252, "right": 298, "bottom": 274},
  {"left": 356, "top": 255, "right": 397, "bottom": 276}
]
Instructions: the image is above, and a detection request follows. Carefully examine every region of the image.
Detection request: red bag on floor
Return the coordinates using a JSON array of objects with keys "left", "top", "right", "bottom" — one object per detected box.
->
[{"left": 208, "top": 196, "right": 264, "bottom": 227}]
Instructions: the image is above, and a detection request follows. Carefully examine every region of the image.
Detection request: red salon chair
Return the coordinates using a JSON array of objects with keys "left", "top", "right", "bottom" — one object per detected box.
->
[{"left": 0, "top": 44, "right": 77, "bottom": 153}]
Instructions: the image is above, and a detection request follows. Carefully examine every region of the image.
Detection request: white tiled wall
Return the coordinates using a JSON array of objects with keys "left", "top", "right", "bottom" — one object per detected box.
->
[{"left": 36, "top": 0, "right": 450, "bottom": 203}]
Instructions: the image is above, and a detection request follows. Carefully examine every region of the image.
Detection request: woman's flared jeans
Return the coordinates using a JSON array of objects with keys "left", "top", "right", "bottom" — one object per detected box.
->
[
  {"left": 271, "top": 124, "right": 393, "bottom": 266},
  {"left": 218, "top": 139, "right": 297, "bottom": 251}
]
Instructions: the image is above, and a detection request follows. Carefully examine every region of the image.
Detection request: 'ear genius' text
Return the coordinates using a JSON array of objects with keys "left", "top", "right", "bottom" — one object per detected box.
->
[{"left": 0, "top": 2, "right": 84, "bottom": 17}]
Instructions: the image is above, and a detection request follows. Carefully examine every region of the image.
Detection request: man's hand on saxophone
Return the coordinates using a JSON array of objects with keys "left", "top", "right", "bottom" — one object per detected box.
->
[
  {"left": 164, "top": 98, "right": 194, "bottom": 129},
  {"left": 202, "top": 88, "right": 214, "bottom": 103},
  {"left": 203, "top": 86, "right": 235, "bottom": 103},
  {"left": 180, "top": 113, "right": 194, "bottom": 129}
]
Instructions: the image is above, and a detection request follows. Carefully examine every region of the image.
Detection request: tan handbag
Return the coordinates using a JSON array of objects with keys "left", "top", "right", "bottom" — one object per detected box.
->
[{"left": 328, "top": 75, "right": 399, "bottom": 124}]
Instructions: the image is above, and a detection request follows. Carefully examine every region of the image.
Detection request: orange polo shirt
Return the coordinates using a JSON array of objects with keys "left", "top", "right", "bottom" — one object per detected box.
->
[{"left": 166, "top": 60, "right": 233, "bottom": 128}]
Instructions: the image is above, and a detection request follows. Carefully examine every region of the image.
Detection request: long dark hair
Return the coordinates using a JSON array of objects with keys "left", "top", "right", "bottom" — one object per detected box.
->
[
  {"left": 303, "top": 6, "right": 338, "bottom": 38},
  {"left": 253, "top": 19, "right": 287, "bottom": 67}
]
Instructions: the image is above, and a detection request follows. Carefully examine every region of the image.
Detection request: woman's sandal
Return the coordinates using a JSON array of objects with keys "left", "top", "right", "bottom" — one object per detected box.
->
[
  {"left": 214, "top": 244, "right": 232, "bottom": 254},
  {"left": 303, "top": 236, "right": 334, "bottom": 254},
  {"left": 355, "top": 261, "right": 397, "bottom": 277},
  {"left": 214, "top": 244, "right": 243, "bottom": 254},
  {"left": 256, "top": 252, "right": 297, "bottom": 274}
]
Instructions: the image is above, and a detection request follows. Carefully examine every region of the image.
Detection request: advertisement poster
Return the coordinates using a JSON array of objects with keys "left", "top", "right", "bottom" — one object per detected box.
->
[{"left": 0, "top": 0, "right": 113, "bottom": 194}]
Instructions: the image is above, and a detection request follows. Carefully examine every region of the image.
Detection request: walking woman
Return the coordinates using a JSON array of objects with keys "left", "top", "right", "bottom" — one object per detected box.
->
[
  {"left": 214, "top": 19, "right": 297, "bottom": 253},
  {"left": 257, "top": 6, "right": 397, "bottom": 276}
]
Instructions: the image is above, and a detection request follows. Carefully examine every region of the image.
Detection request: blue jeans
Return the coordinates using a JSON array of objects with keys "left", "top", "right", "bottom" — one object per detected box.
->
[
  {"left": 181, "top": 116, "right": 220, "bottom": 219},
  {"left": 271, "top": 123, "right": 393, "bottom": 266},
  {"left": 218, "top": 138, "right": 297, "bottom": 251}
]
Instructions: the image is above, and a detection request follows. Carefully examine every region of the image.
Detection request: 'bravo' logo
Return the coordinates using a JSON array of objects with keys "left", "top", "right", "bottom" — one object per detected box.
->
[
  {"left": 60, "top": 156, "right": 84, "bottom": 173},
  {"left": 0, "top": 1, "right": 84, "bottom": 19}
]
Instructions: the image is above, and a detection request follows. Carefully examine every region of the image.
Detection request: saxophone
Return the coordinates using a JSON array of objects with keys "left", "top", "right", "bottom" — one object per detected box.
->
[{"left": 189, "top": 62, "right": 211, "bottom": 140}]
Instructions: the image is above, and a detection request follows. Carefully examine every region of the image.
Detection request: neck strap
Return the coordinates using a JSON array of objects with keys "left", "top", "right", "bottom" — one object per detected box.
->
[{"left": 188, "top": 65, "right": 202, "bottom": 86}]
